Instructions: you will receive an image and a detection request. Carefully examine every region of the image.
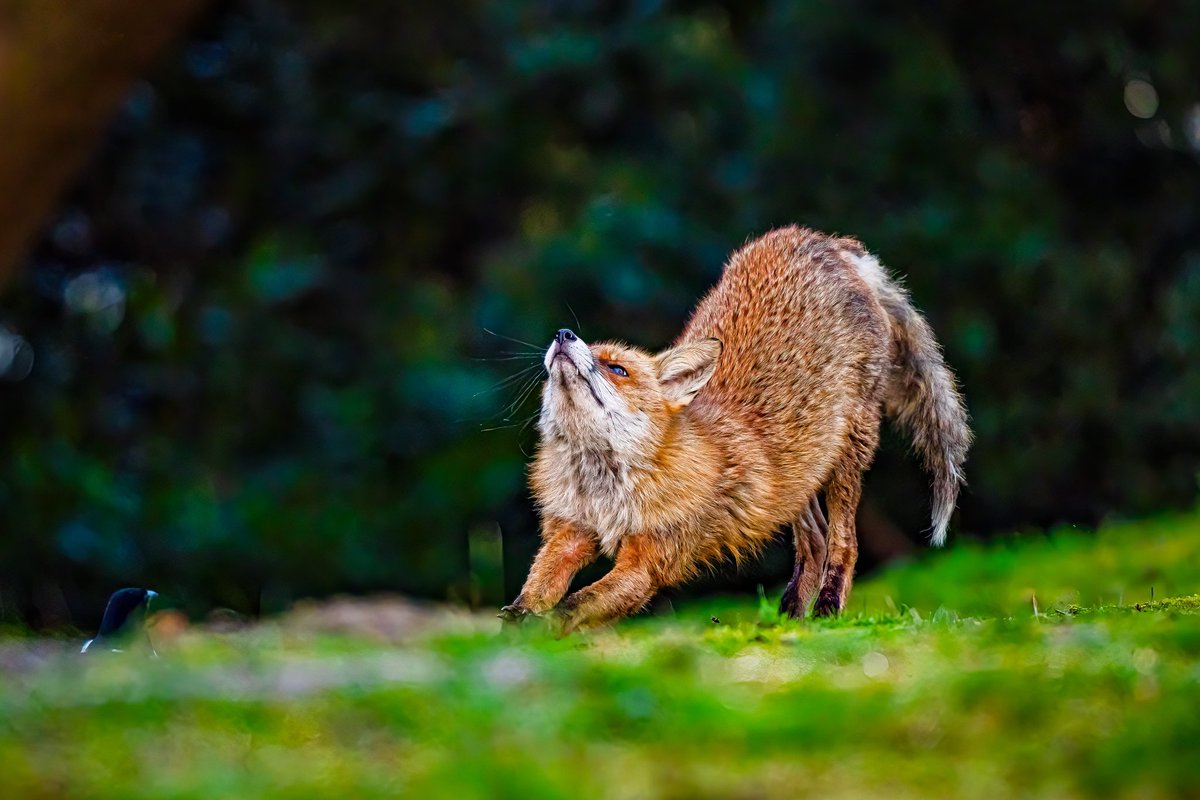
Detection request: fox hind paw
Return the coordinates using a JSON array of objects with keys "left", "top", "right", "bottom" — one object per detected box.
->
[
  {"left": 779, "top": 589, "right": 805, "bottom": 619},
  {"left": 810, "top": 592, "right": 842, "bottom": 618}
]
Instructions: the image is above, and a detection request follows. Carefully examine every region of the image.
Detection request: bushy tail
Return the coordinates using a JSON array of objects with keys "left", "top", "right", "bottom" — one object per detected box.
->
[{"left": 876, "top": 274, "right": 971, "bottom": 547}]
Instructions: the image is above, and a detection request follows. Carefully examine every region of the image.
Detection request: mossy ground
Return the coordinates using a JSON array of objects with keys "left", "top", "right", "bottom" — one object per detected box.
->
[{"left": 4, "top": 511, "right": 1200, "bottom": 799}]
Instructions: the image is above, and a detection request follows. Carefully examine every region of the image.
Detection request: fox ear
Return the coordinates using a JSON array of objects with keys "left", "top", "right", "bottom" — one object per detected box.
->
[{"left": 655, "top": 338, "right": 722, "bottom": 409}]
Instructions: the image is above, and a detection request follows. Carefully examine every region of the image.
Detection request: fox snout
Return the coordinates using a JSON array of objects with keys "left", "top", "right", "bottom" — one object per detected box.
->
[{"left": 544, "top": 328, "right": 592, "bottom": 373}]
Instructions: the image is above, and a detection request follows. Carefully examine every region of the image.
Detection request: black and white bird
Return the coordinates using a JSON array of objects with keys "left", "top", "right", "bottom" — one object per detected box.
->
[{"left": 81, "top": 588, "right": 158, "bottom": 655}]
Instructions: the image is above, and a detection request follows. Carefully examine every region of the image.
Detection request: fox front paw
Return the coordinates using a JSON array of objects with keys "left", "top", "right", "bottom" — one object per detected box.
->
[{"left": 498, "top": 603, "right": 531, "bottom": 625}]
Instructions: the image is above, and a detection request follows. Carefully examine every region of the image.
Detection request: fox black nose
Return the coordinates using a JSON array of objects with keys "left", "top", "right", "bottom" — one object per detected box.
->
[{"left": 556, "top": 328, "right": 577, "bottom": 344}]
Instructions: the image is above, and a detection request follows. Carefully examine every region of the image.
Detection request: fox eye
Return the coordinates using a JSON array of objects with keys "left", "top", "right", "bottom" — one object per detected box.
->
[{"left": 606, "top": 363, "right": 629, "bottom": 378}]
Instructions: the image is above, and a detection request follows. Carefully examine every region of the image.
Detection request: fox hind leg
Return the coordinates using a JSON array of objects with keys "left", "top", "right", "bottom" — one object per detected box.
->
[
  {"left": 812, "top": 412, "right": 879, "bottom": 618},
  {"left": 779, "top": 495, "right": 828, "bottom": 618},
  {"left": 811, "top": 470, "right": 861, "bottom": 618}
]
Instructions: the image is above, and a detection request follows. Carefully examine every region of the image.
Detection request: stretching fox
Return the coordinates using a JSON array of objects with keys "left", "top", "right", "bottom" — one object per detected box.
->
[{"left": 501, "top": 226, "right": 970, "bottom": 633}]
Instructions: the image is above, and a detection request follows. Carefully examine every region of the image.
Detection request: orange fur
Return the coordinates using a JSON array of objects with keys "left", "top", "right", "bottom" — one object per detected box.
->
[{"left": 500, "top": 226, "right": 971, "bottom": 631}]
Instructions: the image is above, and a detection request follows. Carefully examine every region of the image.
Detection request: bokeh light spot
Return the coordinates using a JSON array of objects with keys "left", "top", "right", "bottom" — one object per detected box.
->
[
  {"left": 0, "top": 327, "right": 35, "bottom": 381},
  {"left": 1123, "top": 79, "right": 1159, "bottom": 119},
  {"left": 862, "top": 651, "right": 890, "bottom": 678}
]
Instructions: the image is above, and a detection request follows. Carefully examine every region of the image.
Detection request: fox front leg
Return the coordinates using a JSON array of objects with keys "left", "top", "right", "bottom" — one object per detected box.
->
[
  {"left": 500, "top": 519, "right": 598, "bottom": 624},
  {"left": 556, "top": 535, "right": 664, "bottom": 634}
]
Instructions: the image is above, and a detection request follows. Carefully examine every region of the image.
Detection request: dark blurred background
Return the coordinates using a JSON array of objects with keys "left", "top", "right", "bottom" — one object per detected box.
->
[{"left": 1, "top": 0, "right": 1198, "bottom": 629}]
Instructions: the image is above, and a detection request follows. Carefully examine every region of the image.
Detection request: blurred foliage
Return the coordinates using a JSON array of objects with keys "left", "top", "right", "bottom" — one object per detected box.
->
[
  {"left": 2, "top": 0, "right": 1200, "bottom": 625},
  {"left": 4, "top": 513, "right": 1200, "bottom": 798}
]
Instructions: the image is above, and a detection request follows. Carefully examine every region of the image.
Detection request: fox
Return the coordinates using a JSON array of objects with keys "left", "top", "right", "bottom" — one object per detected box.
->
[{"left": 500, "top": 225, "right": 970, "bottom": 633}]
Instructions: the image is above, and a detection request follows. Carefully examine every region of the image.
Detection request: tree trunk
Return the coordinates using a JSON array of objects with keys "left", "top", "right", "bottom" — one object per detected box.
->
[{"left": 0, "top": 0, "right": 207, "bottom": 290}]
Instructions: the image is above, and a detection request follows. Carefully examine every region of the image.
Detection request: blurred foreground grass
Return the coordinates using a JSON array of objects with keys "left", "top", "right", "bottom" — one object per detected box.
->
[{"left": 4, "top": 511, "right": 1200, "bottom": 799}]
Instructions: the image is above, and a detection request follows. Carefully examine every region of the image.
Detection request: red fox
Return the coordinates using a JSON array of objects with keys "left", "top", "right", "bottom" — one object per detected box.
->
[{"left": 501, "top": 226, "right": 970, "bottom": 633}]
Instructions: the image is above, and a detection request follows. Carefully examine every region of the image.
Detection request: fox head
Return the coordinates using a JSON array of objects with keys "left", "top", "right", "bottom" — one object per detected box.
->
[{"left": 538, "top": 328, "right": 722, "bottom": 458}]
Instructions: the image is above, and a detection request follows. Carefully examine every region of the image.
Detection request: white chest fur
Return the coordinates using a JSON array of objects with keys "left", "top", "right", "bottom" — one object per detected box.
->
[{"left": 538, "top": 444, "right": 648, "bottom": 555}]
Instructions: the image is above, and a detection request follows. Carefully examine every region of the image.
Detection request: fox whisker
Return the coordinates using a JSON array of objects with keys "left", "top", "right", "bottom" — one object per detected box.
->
[
  {"left": 483, "top": 328, "right": 544, "bottom": 351},
  {"left": 502, "top": 374, "right": 544, "bottom": 419},
  {"left": 473, "top": 364, "right": 542, "bottom": 397},
  {"left": 473, "top": 355, "right": 543, "bottom": 362},
  {"left": 565, "top": 302, "right": 583, "bottom": 336}
]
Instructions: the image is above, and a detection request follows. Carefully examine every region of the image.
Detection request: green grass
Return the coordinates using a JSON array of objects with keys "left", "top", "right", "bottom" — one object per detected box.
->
[{"left": 4, "top": 510, "right": 1200, "bottom": 799}]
